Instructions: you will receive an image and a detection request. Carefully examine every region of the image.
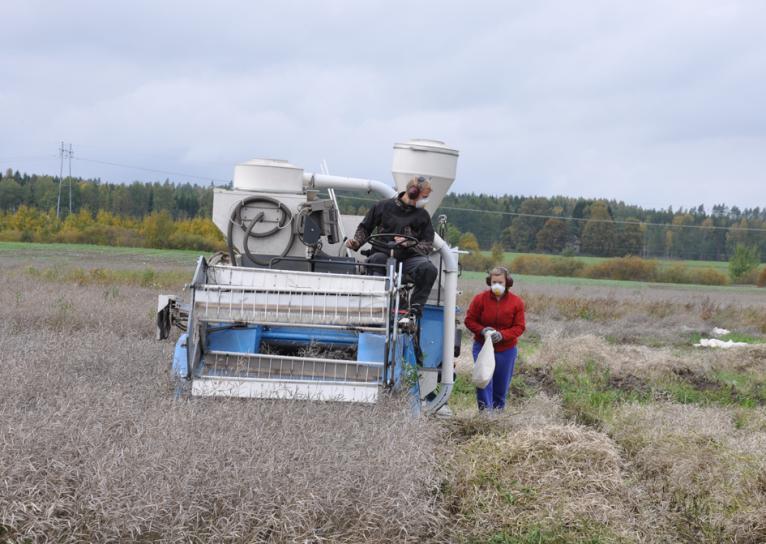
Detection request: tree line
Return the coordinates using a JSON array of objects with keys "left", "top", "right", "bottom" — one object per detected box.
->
[
  {"left": 0, "top": 169, "right": 212, "bottom": 220},
  {"left": 337, "top": 193, "right": 765, "bottom": 262},
  {"left": 0, "top": 169, "right": 222, "bottom": 250},
  {"left": 438, "top": 194, "right": 765, "bottom": 261},
  {"left": 1, "top": 169, "right": 764, "bottom": 262}
]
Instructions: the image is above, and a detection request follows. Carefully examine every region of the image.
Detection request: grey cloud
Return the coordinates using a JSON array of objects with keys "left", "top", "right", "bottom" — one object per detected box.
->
[{"left": 1, "top": 0, "right": 764, "bottom": 209}]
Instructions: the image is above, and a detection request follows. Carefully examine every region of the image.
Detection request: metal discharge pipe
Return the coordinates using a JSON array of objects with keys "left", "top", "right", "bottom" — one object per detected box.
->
[{"left": 304, "top": 172, "right": 456, "bottom": 411}]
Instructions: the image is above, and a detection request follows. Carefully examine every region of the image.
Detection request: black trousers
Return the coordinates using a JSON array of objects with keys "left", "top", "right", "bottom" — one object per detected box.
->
[{"left": 365, "top": 252, "right": 437, "bottom": 309}]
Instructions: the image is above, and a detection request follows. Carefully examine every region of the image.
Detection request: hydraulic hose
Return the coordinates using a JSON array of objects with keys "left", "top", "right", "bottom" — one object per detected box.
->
[{"left": 227, "top": 196, "right": 295, "bottom": 266}]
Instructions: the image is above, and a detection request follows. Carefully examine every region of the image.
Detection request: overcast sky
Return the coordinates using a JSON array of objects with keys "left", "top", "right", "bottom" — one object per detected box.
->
[{"left": 2, "top": 0, "right": 764, "bottom": 211}]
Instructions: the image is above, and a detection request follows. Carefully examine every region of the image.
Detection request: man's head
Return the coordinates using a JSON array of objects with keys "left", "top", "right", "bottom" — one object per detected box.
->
[{"left": 405, "top": 176, "right": 432, "bottom": 205}]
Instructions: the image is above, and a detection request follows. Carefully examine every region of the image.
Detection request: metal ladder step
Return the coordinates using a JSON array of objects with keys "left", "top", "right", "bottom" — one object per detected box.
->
[
  {"left": 191, "top": 376, "right": 379, "bottom": 403},
  {"left": 194, "top": 265, "right": 392, "bottom": 328},
  {"left": 200, "top": 350, "right": 384, "bottom": 383}
]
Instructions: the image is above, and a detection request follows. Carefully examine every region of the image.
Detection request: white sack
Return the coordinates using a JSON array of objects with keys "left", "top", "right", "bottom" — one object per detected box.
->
[
  {"left": 472, "top": 332, "right": 495, "bottom": 388},
  {"left": 694, "top": 338, "right": 749, "bottom": 348}
]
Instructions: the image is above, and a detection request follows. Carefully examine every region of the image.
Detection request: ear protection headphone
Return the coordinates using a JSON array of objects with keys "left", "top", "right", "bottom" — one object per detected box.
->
[
  {"left": 485, "top": 266, "right": 513, "bottom": 291},
  {"left": 406, "top": 176, "right": 428, "bottom": 199}
]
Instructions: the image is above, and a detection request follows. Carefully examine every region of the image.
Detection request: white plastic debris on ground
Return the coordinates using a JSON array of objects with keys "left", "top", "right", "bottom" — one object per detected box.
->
[
  {"left": 711, "top": 327, "right": 731, "bottom": 336},
  {"left": 694, "top": 338, "right": 749, "bottom": 348}
]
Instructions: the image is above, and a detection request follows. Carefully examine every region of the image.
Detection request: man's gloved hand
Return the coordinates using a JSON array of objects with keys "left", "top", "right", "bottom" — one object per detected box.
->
[
  {"left": 481, "top": 327, "right": 495, "bottom": 338},
  {"left": 346, "top": 239, "right": 360, "bottom": 251},
  {"left": 490, "top": 330, "right": 503, "bottom": 344}
]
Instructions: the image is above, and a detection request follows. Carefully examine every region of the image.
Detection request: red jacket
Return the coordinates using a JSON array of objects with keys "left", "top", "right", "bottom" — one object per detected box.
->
[{"left": 464, "top": 290, "right": 526, "bottom": 352}]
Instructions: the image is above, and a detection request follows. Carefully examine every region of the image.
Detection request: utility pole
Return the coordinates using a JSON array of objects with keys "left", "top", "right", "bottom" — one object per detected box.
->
[
  {"left": 68, "top": 143, "right": 73, "bottom": 214},
  {"left": 57, "top": 141, "right": 64, "bottom": 218},
  {"left": 56, "top": 142, "right": 74, "bottom": 218}
]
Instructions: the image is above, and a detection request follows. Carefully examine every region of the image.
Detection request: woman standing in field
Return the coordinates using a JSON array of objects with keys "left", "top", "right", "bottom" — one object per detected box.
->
[{"left": 464, "top": 266, "right": 526, "bottom": 410}]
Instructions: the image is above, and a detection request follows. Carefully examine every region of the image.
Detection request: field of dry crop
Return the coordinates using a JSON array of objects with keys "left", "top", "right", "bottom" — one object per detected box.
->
[
  {"left": 447, "top": 277, "right": 766, "bottom": 542},
  {"left": 2, "top": 244, "right": 766, "bottom": 543}
]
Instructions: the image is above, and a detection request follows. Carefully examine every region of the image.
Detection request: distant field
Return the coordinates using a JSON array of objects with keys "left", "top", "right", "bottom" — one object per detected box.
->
[
  {"left": 481, "top": 249, "right": 733, "bottom": 273},
  {"left": 0, "top": 241, "right": 203, "bottom": 264},
  {"left": 461, "top": 270, "right": 764, "bottom": 293},
  {"left": 0, "top": 242, "right": 741, "bottom": 273},
  {"left": 3, "top": 243, "right": 735, "bottom": 269},
  {"left": 3, "top": 241, "right": 760, "bottom": 292}
]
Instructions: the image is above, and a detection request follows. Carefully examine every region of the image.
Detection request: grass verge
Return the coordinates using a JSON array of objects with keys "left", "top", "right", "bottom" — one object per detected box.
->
[{"left": 23, "top": 265, "right": 189, "bottom": 289}]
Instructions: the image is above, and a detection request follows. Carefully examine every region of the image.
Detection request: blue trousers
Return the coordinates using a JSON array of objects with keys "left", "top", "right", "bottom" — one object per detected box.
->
[{"left": 473, "top": 343, "right": 518, "bottom": 410}]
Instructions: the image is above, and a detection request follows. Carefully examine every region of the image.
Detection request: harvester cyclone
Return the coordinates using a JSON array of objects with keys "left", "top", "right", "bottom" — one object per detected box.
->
[{"left": 156, "top": 139, "right": 460, "bottom": 413}]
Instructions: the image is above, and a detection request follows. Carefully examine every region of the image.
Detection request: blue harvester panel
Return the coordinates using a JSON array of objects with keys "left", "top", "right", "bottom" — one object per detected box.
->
[
  {"left": 357, "top": 332, "right": 386, "bottom": 363},
  {"left": 172, "top": 333, "right": 188, "bottom": 377},
  {"left": 207, "top": 326, "right": 262, "bottom": 353},
  {"left": 419, "top": 305, "right": 445, "bottom": 368}
]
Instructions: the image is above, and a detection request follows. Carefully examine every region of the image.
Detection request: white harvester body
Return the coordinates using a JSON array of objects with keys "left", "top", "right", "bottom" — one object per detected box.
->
[{"left": 158, "top": 140, "right": 460, "bottom": 413}]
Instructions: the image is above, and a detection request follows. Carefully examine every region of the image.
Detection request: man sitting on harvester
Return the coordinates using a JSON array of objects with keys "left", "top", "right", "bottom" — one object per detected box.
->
[{"left": 345, "top": 176, "right": 437, "bottom": 318}]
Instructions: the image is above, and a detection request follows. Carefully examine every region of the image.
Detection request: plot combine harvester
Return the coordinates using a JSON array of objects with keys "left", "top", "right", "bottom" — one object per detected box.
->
[{"left": 156, "top": 140, "right": 460, "bottom": 413}]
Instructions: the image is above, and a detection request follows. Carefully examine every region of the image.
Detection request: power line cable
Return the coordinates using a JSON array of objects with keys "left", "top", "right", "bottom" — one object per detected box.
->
[
  {"left": 333, "top": 194, "right": 766, "bottom": 233},
  {"left": 73, "top": 156, "right": 230, "bottom": 184}
]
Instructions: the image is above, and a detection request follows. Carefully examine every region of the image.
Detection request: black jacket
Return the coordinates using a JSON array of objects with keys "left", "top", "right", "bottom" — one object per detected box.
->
[{"left": 352, "top": 193, "right": 434, "bottom": 259}]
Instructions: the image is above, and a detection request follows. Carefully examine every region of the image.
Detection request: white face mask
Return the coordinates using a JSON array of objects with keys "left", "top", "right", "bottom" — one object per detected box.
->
[
  {"left": 490, "top": 282, "right": 505, "bottom": 296},
  {"left": 415, "top": 197, "right": 429, "bottom": 209}
]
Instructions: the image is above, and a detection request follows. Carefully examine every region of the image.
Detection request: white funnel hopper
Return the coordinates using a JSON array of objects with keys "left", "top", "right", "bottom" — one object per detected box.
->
[
  {"left": 233, "top": 159, "right": 304, "bottom": 193},
  {"left": 392, "top": 139, "right": 459, "bottom": 216}
]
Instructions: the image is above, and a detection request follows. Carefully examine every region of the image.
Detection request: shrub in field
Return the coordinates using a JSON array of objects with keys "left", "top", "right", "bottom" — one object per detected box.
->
[
  {"left": 510, "top": 254, "right": 552, "bottom": 275},
  {"left": 731, "top": 267, "right": 760, "bottom": 285},
  {"left": 688, "top": 267, "right": 729, "bottom": 286},
  {"left": 0, "top": 228, "right": 24, "bottom": 241},
  {"left": 510, "top": 254, "right": 585, "bottom": 277},
  {"left": 729, "top": 244, "right": 760, "bottom": 283},
  {"left": 583, "top": 256, "right": 658, "bottom": 281},
  {"left": 460, "top": 251, "right": 494, "bottom": 272},
  {"left": 490, "top": 241, "right": 504, "bottom": 263},
  {"left": 548, "top": 256, "right": 586, "bottom": 277},
  {"left": 758, "top": 266, "right": 766, "bottom": 288},
  {"left": 655, "top": 262, "right": 690, "bottom": 284},
  {"left": 54, "top": 224, "right": 143, "bottom": 247},
  {"left": 655, "top": 262, "right": 729, "bottom": 286}
]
